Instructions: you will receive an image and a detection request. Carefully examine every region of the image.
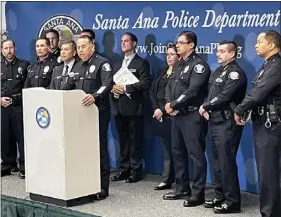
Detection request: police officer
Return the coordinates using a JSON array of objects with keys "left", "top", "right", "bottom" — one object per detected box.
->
[
  {"left": 45, "top": 29, "right": 60, "bottom": 58},
  {"left": 24, "top": 37, "right": 58, "bottom": 89},
  {"left": 234, "top": 30, "right": 281, "bottom": 217},
  {"left": 1, "top": 39, "right": 30, "bottom": 179},
  {"left": 50, "top": 40, "right": 77, "bottom": 90},
  {"left": 199, "top": 40, "right": 247, "bottom": 213},
  {"left": 61, "top": 35, "right": 113, "bottom": 200},
  {"left": 163, "top": 31, "right": 210, "bottom": 206}
]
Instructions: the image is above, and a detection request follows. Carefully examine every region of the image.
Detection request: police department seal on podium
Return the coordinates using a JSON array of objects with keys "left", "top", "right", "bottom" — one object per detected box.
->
[
  {"left": 37, "top": 15, "right": 83, "bottom": 44},
  {"left": 36, "top": 107, "right": 51, "bottom": 129}
]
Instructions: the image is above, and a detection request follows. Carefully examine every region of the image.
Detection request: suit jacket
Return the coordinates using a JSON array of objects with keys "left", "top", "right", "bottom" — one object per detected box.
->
[
  {"left": 50, "top": 60, "right": 77, "bottom": 90},
  {"left": 110, "top": 54, "right": 151, "bottom": 116},
  {"left": 149, "top": 66, "right": 169, "bottom": 113}
]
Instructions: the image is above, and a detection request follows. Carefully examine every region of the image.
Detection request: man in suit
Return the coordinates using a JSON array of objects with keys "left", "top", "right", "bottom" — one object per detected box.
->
[
  {"left": 50, "top": 40, "right": 77, "bottom": 90},
  {"left": 110, "top": 32, "right": 151, "bottom": 183}
]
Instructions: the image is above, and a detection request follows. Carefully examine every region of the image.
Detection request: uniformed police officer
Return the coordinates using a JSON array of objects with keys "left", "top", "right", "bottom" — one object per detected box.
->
[
  {"left": 234, "top": 30, "right": 281, "bottom": 217},
  {"left": 199, "top": 40, "right": 247, "bottom": 213},
  {"left": 45, "top": 29, "right": 60, "bottom": 58},
  {"left": 61, "top": 35, "right": 113, "bottom": 200},
  {"left": 50, "top": 40, "right": 77, "bottom": 90},
  {"left": 1, "top": 39, "right": 30, "bottom": 179},
  {"left": 163, "top": 31, "right": 210, "bottom": 206},
  {"left": 24, "top": 37, "right": 58, "bottom": 89}
]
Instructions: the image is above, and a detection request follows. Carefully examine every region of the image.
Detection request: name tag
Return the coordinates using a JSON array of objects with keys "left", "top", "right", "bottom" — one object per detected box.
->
[{"left": 129, "top": 69, "right": 136, "bottom": 72}]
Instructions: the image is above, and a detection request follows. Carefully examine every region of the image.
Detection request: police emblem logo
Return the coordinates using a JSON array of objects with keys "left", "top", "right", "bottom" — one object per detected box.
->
[
  {"left": 37, "top": 15, "right": 83, "bottom": 46},
  {"left": 228, "top": 71, "right": 240, "bottom": 80},
  {"left": 44, "top": 66, "right": 50, "bottom": 73},
  {"left": 194, "top": 64, "right": 205, "bottom": 74},
  {"left": 18, "top": 67, "right": 23, "bottom": 74},
  {"left": 36, "top": 107, "right": 51, "bottom": 129},
  {"left": 184, "top": 66, "right": 189, "bottom": 73},
  {"left": 89, "top": 65, "right": 96, "bottom": 73},
  {"left": 102, "top": 63, "right": 111, "bottom": 72}
]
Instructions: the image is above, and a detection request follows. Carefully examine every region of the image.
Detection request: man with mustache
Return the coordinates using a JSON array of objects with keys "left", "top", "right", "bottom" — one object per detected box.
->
[
  {"left": 1, "top": 39, "right": 30, "bottom": 179},
  {"left": 199, "top": 40, "right": 247, "bottom": 214}
]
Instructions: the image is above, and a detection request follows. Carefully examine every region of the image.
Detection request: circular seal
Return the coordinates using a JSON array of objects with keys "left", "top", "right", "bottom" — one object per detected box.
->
[
  {"left": 37, "top": 15, "right": 83, "bottom": 46},
  {"left": 36, "top": 107, "right": 51, "bottom": 129}
]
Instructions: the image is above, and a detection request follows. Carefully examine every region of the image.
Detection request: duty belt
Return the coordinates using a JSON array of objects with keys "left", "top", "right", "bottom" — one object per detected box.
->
[
  {"left": 251, "top": 104, "right": 281, "bottom": 128},
  {"left": 176, "top": 106, "right": 199, "bottom": 116},
  {"left": 209, "top": 109, "right": 232, "bottom": 122}
]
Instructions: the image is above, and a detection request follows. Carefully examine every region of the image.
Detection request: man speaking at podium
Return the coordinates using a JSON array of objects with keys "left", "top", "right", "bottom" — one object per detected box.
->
[{"left": 61, "top": 35, "right": 113, "bottom": 200}]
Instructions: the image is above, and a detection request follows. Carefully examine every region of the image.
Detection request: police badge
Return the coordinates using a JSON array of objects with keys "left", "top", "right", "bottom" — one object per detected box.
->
[
  {"left": 89, "top": 65, "right": 96, "bottom": 73},
  {"left": 43, "top": 66, "right": 50, "bottom": 74},
  {"left": 18, "top": 67, "right": 23, "bottom": 74}
]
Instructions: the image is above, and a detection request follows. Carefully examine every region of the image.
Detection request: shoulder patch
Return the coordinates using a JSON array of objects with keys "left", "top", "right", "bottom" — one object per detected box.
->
[
  {"left": 102, "top": 63, "right": 112, "bottom": 72},
  {"left": 194, "top": 64, "right": 205, "bottom": 74},
  {"left": 228, "top": 71, "right": 239, "bottom": 80}
]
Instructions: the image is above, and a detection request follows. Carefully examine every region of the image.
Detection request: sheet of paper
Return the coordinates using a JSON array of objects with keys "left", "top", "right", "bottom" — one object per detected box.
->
[{"left": 113, "top": 67, "right": 139, "bottom": 85}]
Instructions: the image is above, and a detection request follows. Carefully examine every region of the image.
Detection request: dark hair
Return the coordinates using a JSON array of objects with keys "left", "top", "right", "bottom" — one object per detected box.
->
[
  {"left": 81, "top": 29, "right": 96, "bottom": 40},
  {"left": 1, "top": 39, "right": 15, "bottom": 47},
  {"left": 36, "top": 37, "right": 51, "bottom": 46},
  {"left": 45, "top": 29, "right": 59, "bottom": 39},
  {"left": 219, "top": 40, "right": 238, "bottom": 57},
  {"left": 178, "top": 31, "right": 197, "bottom": 48},
  {"left": 122, "top": 32, "right": 138, "bottom": 44},
  {"left": 61, "top": 40, "right": 77, "bottom": 51},
  {"left": 77, "top": 35, "right": 93, "bottom": 44},
  {"left": 263, "top": 30, "right": 281, "bottom": 50},
  {"left": 166, "top": 44, "right": 179, "bottom": 56}
]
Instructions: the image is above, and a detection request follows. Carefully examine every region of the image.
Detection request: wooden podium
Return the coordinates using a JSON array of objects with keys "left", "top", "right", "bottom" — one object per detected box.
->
[{"left": 22, "top": 88, "right": 100, "bottom": 207}]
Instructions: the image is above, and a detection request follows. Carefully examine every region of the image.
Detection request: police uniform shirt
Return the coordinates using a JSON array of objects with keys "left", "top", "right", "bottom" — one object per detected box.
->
[
  {"left": 166, "top": 51, "right": 211, "bottom": 111},
  {"left": 25, "top": 54, "right": 58, "bottom": 88},
  {"left": 1, "top": 57, "right": 30, "bottom": 103},
  {"left": 64, "top": 53, "right": 113, "bottom": 104},
  {"left": 234, "top": 53, "right": 281, "bottom": 116},
  {"left": 203, "top": 60, "right": 247, "bottom": 112}
]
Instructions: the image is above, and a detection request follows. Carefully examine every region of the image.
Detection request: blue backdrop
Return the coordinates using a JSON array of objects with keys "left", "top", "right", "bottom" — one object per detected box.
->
[{"left": 5, "top": 1, "right": 281, "bottom": 194}]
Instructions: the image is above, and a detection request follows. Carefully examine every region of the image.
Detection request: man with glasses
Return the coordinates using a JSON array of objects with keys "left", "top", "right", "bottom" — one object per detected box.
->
[{"left": 163, "top": 31, "right": 210, "bottom": 207}]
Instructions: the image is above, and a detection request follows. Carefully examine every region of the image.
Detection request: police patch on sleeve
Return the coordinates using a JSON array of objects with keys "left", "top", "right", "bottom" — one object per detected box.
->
[
  {"left": 102, "top": 63, "right": 111, "bottom": 72},
  {"left": 194, "top": 64, "right": 205, "bottom": 74},
  {"left": 228, "top": 71, "right": 239, "bottom": 80}
]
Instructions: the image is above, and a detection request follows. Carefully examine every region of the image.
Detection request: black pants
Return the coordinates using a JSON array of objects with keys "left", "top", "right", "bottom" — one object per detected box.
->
[
  {"left": 253, "top": 121, "right": 281, "bottom": 217},
  {"left": 209, "top": 118, "right": 242, "bottom": 205},
  {"left": 99, "top": 109, "right": 111, "bottom": 193},
  {"left": 171, "top": 112, "right": 207, "bottom": 196},
  {"left": 161, "top": 137, "right": 174, "bottom": 184},
  {"left": 1, "top": 105, "right": 24, "bottom": 171},
  {"left": 115, "top": 114, "right": 144, "bottom": 175}
]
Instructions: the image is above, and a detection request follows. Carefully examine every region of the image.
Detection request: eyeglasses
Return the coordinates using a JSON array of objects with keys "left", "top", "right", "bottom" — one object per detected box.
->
[
  {"left": 165, "top": 53, "right": 178, "bottom": 56},
  {"left": 176, "top": 41, "right": 192, "bottom": 45}
]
